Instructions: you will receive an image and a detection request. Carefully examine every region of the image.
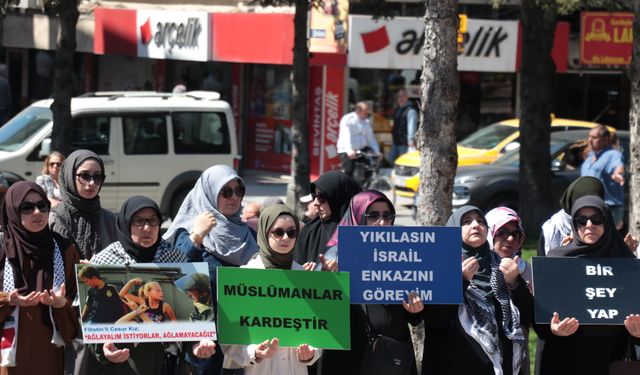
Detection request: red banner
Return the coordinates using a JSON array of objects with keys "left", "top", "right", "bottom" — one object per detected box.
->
[
  {"left": 580, "top": 12, "right": 633, "bottom": 65},
  {"left": 321, "top": 66, "right": 345, "bottom": 173},
  {"left": 246, "top": 117, "right": 292, "bottom": 173},
  {"left": 309, "top": 66, "right": 324, "bottom": 179}
]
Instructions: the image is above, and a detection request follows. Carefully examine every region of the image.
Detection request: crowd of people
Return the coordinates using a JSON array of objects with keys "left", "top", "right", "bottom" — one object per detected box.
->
[{"left": 1, "top": 146, "right": 640, "bottom": 375}]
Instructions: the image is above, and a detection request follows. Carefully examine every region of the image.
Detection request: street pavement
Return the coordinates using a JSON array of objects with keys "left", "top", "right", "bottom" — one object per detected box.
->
[{"left": 241, "top": 168, "right": 417, "bottom": 226}]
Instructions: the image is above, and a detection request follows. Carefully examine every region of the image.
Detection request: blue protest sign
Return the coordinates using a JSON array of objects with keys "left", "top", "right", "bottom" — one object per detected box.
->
[{"left": 338, "top": 226, "right": 462, "bottom": 304}]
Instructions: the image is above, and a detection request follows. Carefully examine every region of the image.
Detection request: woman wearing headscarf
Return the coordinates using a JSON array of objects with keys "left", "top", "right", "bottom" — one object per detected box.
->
[
  {"left": 49, "top": 149, "right": 117, "bottom": 260},
  {"left": 422, "top": 206, "right": 529, "bottom": 375},
  {"left": 163, "top": 165, "right": 258, "bottom": 374},
  {"left": 0, "top": 182, "right": 80, "bottom": 374},
  {"left": 88, "top": 196, "right": 215, "bottom": 375},
  {"left": 293, "top": 171, "right": 361, "bottom": 266},
  {"left": 222, "top": 204, "right": 321, "bottom": 374},
  {"left": 322, "top": 190, "right": 422, "bottom": 375},
  {"left": 537, "top": 196, "right": 634, "bottom": 374},
  {"left": 538, "top": 176, "right": 604, "bottom": 256}
]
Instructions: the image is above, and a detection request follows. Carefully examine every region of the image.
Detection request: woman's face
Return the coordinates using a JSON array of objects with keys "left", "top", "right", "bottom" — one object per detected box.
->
[
  {"left": 129, "top": 208, "right": 161, "bottom": 248},
  {"left": 364, "top": 201, "right": 394, "bottom": 226},
  {"left": 492, "top": 221, "right": 522, "bottom": 258},
  {"left": 574, "top": 206, "right": 605, "bottom": 244},
  {"left": 48, "top": 156, "right": 63, "bottom": 179},
  {"left": 267, "top": 215, "right": 297, "bottom": 254},
  {"left": 20, "top": 191, "right": 50, "bottom": 233},
  {"left": 146, "top": 285, "right": 164, "bottom": 301},
  {"left": 75, "top": 159, "right": 104, "bottom": 200},
  {"left": 313, "top": 189, "right": 332, "bottom": 221},
  {"left": 217, "top": 179, "right": 244, "bottom": 217},
  {"left": 461, "top": 211, "right": 488, "bottom": 248}
]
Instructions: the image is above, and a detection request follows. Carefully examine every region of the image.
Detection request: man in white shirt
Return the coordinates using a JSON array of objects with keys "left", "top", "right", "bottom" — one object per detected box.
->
[{"left": 336, "top": 102, "right": 380, "bottom": 178}]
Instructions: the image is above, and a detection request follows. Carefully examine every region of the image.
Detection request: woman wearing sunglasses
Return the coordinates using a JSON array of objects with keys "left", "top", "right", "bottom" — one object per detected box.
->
[
  {"left": 423, "top": 206, "right": 529, "bottom": 375},
  {"left": 223, "top": 204, "right": 321, "bottom": 374},
  {"left": 49, "top": 150, "right": 117, "bottom": 261},
  {"left": 35, "top": 151, "right": 65, "bottom": 208},
  {"left": 0, "top": 181, "right": 81, "bottom": 374},
  {"left": 537, "top": 196, "right": 634, "bottom": 374},
  {"left": 321, "top": 190, "right": 422, "bottom": 375},
  {"left": 164, "top": 165, "right": 258, "bottom": 374}
]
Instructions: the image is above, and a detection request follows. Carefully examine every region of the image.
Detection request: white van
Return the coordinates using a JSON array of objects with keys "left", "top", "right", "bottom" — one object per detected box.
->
[{"left": 0, "top": 91, "right": 238, "bottom": 217}]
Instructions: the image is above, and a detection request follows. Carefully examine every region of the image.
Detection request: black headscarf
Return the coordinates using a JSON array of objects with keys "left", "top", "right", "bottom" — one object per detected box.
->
[
  {"left": 559, "top": 176, "right": 604, "bottom": 214},
  {"left": 257, "top": 205, "right": 300, "bottom": 270},
  {"left": 293, "top": 171, "right": 361, "bottom": 264},
  {"left": 52, "top": 149, "right": 116, "bottom": 259},
  {"left": 447, "top": 205, "right": 492, "bottom": 297},
  {"left": 116, "top": 196, "right": 162, "bottom": 263},
  {"left": 548, "top": 196, "right": 633, "bottom": 259},
  {"left": 0, "top": 182, "right": 55, "bottom": 293}
]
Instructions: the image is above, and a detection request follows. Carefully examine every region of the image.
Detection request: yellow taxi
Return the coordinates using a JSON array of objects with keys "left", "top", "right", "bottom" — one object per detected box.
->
[{"left": 391, "top": 117, "right": 610, "bottom": 199}]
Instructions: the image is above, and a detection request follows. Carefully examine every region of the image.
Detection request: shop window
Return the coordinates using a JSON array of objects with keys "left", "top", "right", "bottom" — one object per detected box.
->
[
  {"left": 122, "top": 115, "right": 168, "bottom": 155},
  {"left": 72, "top": 116, "right": 111, "bottom": 155},
  {"left": 172, "top": 112, "right": 230, "bottom": 154}
]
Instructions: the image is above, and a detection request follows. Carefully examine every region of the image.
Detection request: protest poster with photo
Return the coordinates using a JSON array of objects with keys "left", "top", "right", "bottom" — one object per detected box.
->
[
  {"left": 75, "top": 262, "right": 216, "bottom": 343},
  {"left": 532, "top": 257, "right": 640, "bottom": 324},
  {"left": 338, "top": 226, "right": 462, "bottom": 304},
  {"left": 217, "top": 267, "right": 350, "bottom": 349}
]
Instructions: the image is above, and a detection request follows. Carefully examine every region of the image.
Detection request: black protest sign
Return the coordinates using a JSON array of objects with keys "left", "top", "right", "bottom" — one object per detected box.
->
[{"left": 532, "top": 257, "right": 640, "bottom": 325}]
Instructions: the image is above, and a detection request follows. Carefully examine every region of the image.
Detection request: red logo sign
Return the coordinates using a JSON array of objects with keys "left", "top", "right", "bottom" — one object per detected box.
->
[
  {"left": 580, "top": 12, "right": 633, "bottom": 65},
  {"left": 140, "top": 18, "right": 152, "bottom": 44},
  {"left": 360, "top": 26, "right": 390, "bottom": 53}
]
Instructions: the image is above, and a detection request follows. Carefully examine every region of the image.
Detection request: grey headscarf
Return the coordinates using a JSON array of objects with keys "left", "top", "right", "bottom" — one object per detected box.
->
[
  {"left": 51, "top": 149, "right": 116, "bottom": 259},
  {"left": 163, "top": 165, "right": 258, "bottom": 265}
]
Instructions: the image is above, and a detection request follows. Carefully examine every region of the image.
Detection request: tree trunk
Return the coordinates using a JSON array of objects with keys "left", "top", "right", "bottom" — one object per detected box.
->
[
  {"left": 415, "top": 0, "right": 459, "bottom": 226},
  {"left": 518, "top": 0, "right": 557, "bottom": 235},
  {"left": 50, "top": 0, "right": 79, "bottom": 156},
  {"left": 629, "top": 1, "right": 640, "bottom": 239},
  {"left": 286, "top": 0, "right": 311, "bottom": 216}
]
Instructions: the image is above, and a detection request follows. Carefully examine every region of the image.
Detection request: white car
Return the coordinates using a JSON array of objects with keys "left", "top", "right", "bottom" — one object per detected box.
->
[{"left": 0, "top": 91, "right": 238, "bottom": 217}]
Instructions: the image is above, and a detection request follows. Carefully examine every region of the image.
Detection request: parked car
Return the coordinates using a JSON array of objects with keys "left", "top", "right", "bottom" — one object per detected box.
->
[
  {"left": 392, "top": 117, "right": 613, "bottom": 200},
  {"left": 0, "top": 91, "right": 238, "bottom": 218},
  {"left": 451, "top": 130, "right": 629, "bottom": 213}
]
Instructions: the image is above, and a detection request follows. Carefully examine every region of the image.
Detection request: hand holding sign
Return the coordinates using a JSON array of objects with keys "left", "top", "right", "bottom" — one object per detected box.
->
[
  {"left": 192, "top": 339, "right": 216, "bottom": 358},
  {"left": 103, "top": 342, "right": 130, "bottom": 363},
  {"left": 550, "top": 312, "right": 579, "bottom": 337},
  {"left": 462, "top": 256, "right": 478, "bottom": 281},
  {"left": 624, "top": 314, "right": 640, "bottom": 338},
  {"left": 499, "top": 257, "right": 519, "bottom": 287},
  {"left": 255, "top": 338, "right": 279, "bottom": 360},
  {"left": 297, "top": 344, "right": 316, "bottom": 363},
  {"left": 402, "top": 292, "right": 424, "bottom": 314}
]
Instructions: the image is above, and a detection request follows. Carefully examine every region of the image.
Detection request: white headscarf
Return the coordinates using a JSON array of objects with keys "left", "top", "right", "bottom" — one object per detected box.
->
[{"left": 163, "top": 165, "right": 258, "bottom": 265}]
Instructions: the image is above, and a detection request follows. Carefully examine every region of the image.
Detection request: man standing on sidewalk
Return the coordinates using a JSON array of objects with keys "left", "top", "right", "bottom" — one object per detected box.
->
[
  {"left": 390, "top": 88, "right": 417, "bottom": 163},
  {"left": 336, "top": 101, "right": 380, "bottom": 178}
]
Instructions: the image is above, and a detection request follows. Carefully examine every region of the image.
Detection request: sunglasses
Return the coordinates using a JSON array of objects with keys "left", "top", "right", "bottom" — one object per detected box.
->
[
  {"left": 131, "top": 217, "right": 161, "bottom": 228},
  {"left": 574, "top": 214, "right": 605, "bottom": 227},
  {"left": 312, "top": 192, "right": 328, "bottom": 204},
  {"left": 495, "top": 227, "right": 523, "bottom": 240},
  {"left": 271, "top": 227, "right": 298, "bottom": 239},
  {"left": 76, "top": 173, "right": 106, "bottom": 185},
  {"left": 364, "top": 211, "right": 396, "bottom": 222},
  {"left": 220, "top": 185, "right": 246, "bottom": 199},
  {"left": 48, "top": 162, "right": 62, "bottom": 167},
  {"left": 19, "top": 200, "right": 50, "bottom": 214}
]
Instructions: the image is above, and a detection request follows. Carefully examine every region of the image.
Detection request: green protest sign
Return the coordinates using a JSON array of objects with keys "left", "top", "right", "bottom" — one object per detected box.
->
[{"left": 217, "top": 267, "right": 350, "bottom": 349}]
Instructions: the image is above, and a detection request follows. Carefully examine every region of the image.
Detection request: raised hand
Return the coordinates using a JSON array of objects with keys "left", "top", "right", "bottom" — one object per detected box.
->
[
  {"left": 462, "top": 256, "right": 478, "bottom": 281},
  {"left": 192, "top": 340, "right": 216, "bottom": 358},
  {"left": 103, "top": 342, "right": 130, "bottom": 363},
  {"left": 297, "top": 344, "right": 316, "bottom": 363},
  {"left": 402, "top": 291, "right": 424, "bottom": 313},
  {"left": 499, "top": 257, "right": 519, "bottom": 287},
  {"left": 7, "top": 290, "right": 41, "bottom": 307},
  {"left": 255, "top": 338, "right": 279, "bottom": 360},
  {"left": 40, "top": 283, "right": 67, "bottom": 309},
  {"left": 319, "top": 254, "right": 338, "bottom": 272}
]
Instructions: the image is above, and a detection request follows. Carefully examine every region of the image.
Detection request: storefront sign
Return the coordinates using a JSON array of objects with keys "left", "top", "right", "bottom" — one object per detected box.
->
[
  {"left": 137, "top": 10, "right": 209, "bottom": 62},
  {"left": 217, "top": 267, "right": 350, "bottom": 349},
  {"left": 532, "top": 257, "right": 640, "bottom": 324},
  {"left": 321, "top": 66, "right": 345, "bottom": 173},
  {"left": 77, "top": 263, "right": 216, "bottom": 343},
  {"left": 580, "top": 12, "right": 633, "bottom": 65},
  {"left": 339, "top": 226, "right": 462, "bottom": 304},
  {"left": 309, "top": 66, "right": 324, "bottom": 178},
  {"left": 348, "top": 16, "right": 519, "bottom": 72}
]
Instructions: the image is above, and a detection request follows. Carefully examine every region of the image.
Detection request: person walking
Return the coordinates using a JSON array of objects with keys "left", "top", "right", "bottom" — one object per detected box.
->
[{"left": 390, "top": 89, "right": 417, "bottom": 163}]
